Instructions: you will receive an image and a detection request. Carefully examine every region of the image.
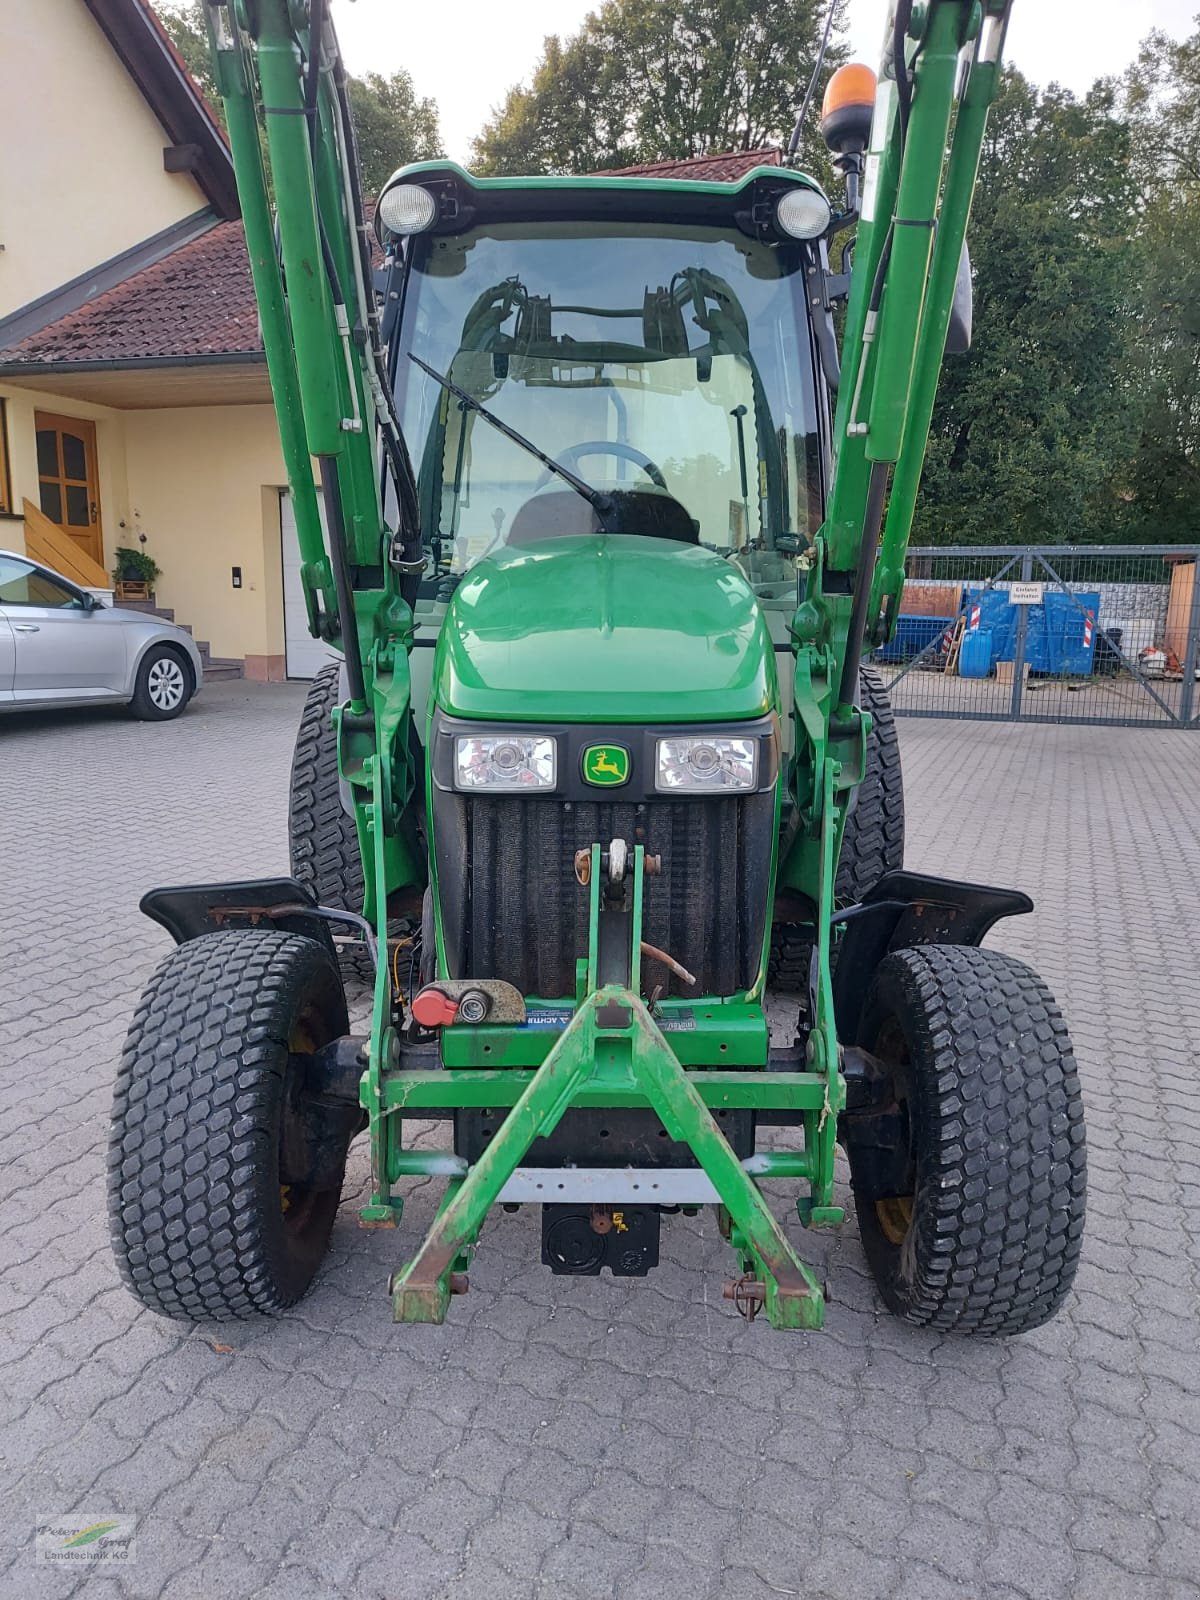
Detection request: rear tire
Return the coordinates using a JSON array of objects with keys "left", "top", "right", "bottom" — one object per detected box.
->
[
  {"left": 129, "top": 644, "right": 193, "bottom": 721},
  {"left": 108, "top": 930, "right": 351, "bottom": 1322},
  {"left": 832, "top": 664, "right": 905, "bottom": 903},
  {"left": 769, "top": 666, "right": 904, "bottom": 991},
  {"left": 844, "top": 944, "right": 1087, "bottom": 1335},
  {"left": 288, "top": 662, "right": 371, "bottom": 975}
]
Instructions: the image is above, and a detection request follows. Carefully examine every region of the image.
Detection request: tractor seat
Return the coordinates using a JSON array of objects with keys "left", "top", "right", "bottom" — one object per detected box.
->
[{"left": 507, "top": 486, "right": 700, "bottom": 546}]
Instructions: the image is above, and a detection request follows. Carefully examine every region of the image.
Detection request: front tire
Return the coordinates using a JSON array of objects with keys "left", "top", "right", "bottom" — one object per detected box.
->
[
  {"left": 844, "top": 944, "right": 1087, "bottom": 1335},
  {"left": 129, "top": 644, "right": 193, "bottom": 720},
  {"left": 108, "top": 930, "right": 351, "bottom": 1322}
]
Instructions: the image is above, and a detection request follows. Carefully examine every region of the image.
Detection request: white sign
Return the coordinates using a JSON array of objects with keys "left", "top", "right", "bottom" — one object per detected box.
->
[{"left": 1008, "top": 582, "right": 1045, "bottom": 606}]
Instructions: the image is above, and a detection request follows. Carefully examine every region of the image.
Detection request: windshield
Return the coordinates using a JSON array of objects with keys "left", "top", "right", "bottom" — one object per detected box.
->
[{"left": 391, "top": 221, "right": 824, "bottom": 585}]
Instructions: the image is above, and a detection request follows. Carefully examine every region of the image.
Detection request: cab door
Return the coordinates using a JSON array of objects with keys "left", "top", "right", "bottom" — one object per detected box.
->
[{"left": 0, "top": 554, "right": 126, "bottom": 701}]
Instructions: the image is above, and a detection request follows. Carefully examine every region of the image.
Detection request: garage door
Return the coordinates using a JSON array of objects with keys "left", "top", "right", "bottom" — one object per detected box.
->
[{"left": 279, "top": 490, "right": 339, "bottom": 679}]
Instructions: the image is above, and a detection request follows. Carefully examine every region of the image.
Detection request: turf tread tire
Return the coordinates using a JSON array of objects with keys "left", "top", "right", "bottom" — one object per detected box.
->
[
  {"left": 289, "top": 663, "right": 373, "bottom": 975},
  {"left": 108, "top": 930, "right": 349, "bottom": 1322},
  {"left": 834, "top": 665, "right": 905, "bottom": 904},
  {"left": 289, "top": 661, "right": 364, "bottom": 917},
  {"left": 849, "top": 944, "right": 1087, "bottom": 1336},
  {"left": 769, "top": 667, "right": 904, "bottom": 991}
]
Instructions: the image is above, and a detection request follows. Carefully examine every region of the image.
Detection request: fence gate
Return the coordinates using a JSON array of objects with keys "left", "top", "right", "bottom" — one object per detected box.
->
[{"left": 875, "top": 546, "right": 1200, "bottom": 729}]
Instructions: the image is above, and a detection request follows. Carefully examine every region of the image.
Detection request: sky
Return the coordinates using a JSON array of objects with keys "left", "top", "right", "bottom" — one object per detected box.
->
[{"left": 331, "top": 0, "right": 1199, "bottom": 163}]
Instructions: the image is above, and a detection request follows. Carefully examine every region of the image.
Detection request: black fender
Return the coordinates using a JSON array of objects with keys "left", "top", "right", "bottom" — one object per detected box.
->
[
  {"left": 833, "top": 870, "right": 1032, "bottom": 1042},
  {"left": 139, "top": 877, "right": 339, "bottom": 963}
]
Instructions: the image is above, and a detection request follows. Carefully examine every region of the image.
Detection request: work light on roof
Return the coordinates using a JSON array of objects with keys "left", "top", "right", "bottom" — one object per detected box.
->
[
  {"left": 775, "top": 187, "right": 833, "bottom": 240},
  {"left": 377, "top": 183, "right": 438, "bottom": 237}
]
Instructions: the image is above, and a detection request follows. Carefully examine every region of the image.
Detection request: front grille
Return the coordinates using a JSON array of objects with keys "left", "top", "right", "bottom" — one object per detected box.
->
[{"left": 434, "top": 792, "right": 775, "bottom": 998}]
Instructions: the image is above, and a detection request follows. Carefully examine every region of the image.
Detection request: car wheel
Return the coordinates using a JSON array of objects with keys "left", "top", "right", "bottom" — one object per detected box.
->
[{"left": 130, "top": 645, "right": 192, "bottom": 720}]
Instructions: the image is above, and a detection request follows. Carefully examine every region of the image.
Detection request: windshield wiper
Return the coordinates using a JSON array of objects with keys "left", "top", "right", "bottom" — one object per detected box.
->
[{"left": 408, "top": 353, "right": 614, "bottom": 523}]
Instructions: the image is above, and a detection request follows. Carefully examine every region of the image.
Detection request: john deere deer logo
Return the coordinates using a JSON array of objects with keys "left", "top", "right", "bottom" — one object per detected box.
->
[{"left": 582, "top": 745, "right": 630, "bottom": 786}]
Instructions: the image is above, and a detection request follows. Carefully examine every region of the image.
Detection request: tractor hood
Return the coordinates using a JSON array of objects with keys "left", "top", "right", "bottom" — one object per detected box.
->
[{"left": 433, "top": 535, "right": 778, "bottom": 723}]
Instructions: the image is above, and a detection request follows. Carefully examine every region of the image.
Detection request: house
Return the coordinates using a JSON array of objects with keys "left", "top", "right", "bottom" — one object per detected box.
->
[
  {"left": 0, "top": 0, "right": 780, "bottom": 680},
  {"left": 0, "top": 0, "right": 293, "bottom": 677}
]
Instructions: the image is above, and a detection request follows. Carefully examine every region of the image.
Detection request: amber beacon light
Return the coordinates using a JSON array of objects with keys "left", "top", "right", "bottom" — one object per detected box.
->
[{"left": 821, "top": 63, "right": 878, "bottom": 154}]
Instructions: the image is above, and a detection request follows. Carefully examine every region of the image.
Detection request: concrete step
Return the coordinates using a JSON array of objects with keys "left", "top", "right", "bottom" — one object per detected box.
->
[
  {"left": 120, "top": 599, "right": 175, "bottom": 622},
  {"left": 120, "top": 602, "right": 243, "bottom": 679}
]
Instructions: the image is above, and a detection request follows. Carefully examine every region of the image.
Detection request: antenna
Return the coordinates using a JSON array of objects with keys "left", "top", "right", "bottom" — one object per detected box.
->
[{"left": 786, "top": 0, "right": 839, "bottom": 164}]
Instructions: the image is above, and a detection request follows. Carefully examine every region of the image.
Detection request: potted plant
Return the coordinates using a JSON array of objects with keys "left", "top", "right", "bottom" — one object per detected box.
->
[{"left": 113, "top": 546, "right": 161, "bottom": 601}]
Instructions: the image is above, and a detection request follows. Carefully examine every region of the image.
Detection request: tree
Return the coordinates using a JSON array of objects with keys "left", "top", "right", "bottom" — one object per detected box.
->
[
  {"left": 150, "top": 5, "right": 443, "bottom": 194},
  {"left": 346, "top": 71, "right": 441, "bottom": 196},
  {"left": 154, "top": 0, "right": 220, "bottom": 118},
  {"left": 915, "top": 72, "right": 1140, "bottom": 546},
  {"left": 471, "top": 0, "right": 846, "bottom": 176},
  {"left": 1113, "top": 27, "right": 1200, "bottom": 544}
]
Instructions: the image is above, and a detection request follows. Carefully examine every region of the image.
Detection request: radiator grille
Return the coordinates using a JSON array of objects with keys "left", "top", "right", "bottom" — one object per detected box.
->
[{"left": 435, "top": 793, "right": 774, "bottom": 998}]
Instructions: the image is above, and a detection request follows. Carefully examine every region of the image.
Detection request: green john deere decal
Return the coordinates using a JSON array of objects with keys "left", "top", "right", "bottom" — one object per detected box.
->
[{"left": 583, "top": 745, "right": 630, "bottom": 786}]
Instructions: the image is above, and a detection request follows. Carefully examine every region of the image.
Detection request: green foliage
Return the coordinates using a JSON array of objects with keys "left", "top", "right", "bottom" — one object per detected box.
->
[
  {"left": 346, "top": 70, "right": 442, "bottom": 196},
  {"left": 471, "top": 0, "right": 845, "bottom": 176},
  {"left": 114, "top": 547, "right": 162, "bottom": 586},
  {"left": 150, "top": 5, "right": 442, "bottom": 193},
  {"left": 918, "top": 74, "right": 1138, "bottom": 546},
  {"left": 1114, "top": 28, "right": 1200, "bottom": 544},
  {"left": 153, "top": 1, "right": 222, "bottom": 122}
]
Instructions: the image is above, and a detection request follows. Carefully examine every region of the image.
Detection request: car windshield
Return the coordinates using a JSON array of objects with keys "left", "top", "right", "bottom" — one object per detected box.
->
[{"left": 391, "top": 221, "right": 823, "bottom": 585}]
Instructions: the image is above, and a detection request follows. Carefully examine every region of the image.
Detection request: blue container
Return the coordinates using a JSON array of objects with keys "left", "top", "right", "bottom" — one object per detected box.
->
[
  {"left": 964, "top": 587, "right": 1100, "bottom": 676},
  {"left": 875, "top": 614, "right": 956, "bottom": 664},
  {"left": 958, "top": 628, "right": 993, "bottom": 678}
]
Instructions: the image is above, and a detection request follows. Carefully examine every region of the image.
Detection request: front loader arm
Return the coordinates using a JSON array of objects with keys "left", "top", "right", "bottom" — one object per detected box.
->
[
  {"left": 203, "top": 0, "right": 425, "bottom": 934},
  {"left": 784, "top": 1, "right": 1012, "bottom": 1122}
]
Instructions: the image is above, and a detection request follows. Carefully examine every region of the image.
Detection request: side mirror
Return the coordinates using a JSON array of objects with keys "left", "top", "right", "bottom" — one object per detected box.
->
[
  {"left": 945, "top": 241, "right": 973, "bottom": 354},
  {"left": 78, "top": 590, "right": 98, "bottom": 612}
]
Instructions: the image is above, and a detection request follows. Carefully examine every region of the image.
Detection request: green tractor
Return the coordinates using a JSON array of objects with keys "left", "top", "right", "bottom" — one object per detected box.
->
[{"left": 108, "top": 0, "right": 1085, "bottom": 1334}]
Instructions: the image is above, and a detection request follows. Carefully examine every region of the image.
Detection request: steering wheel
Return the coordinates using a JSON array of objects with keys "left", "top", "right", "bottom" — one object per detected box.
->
[{"left": 536, "top": 440, "right": 668, "bottom": 491}]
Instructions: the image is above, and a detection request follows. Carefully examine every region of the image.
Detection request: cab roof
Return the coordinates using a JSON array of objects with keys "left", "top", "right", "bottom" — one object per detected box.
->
[{"left": 384, "top": 159, "right": 828, "bottom": 232}]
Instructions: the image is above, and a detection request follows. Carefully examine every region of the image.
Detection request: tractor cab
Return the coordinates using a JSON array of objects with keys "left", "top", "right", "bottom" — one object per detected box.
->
[{"left": 380, "top": 164, "right": 831, "bottom": 612}]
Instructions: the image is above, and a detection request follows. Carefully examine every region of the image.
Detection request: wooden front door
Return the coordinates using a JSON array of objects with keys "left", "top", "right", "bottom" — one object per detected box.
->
[{"left": 34, "top": 412, "right": 103, "bottom": 568}]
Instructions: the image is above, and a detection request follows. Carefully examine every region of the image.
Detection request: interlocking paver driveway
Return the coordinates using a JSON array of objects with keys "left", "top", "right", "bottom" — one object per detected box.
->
[{"left": 1, "top": 682, "right": 1198, "bottom": 1600}]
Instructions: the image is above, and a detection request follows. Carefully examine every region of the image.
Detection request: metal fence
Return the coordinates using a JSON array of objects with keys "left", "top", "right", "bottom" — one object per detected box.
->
[{"left": 874, "top": 545, "right": 1200, "bottom": 729}]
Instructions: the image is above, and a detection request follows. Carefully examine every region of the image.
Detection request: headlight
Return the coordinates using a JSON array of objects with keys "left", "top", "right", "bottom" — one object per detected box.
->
[
  {"left": 377, "top": 182, "right": 438, "bottom": 236},
  {"left": 775, "top": 187, "right": 832, "bottom": 240},
  {"left": 454, "top": 735, "right": 556, "bottom": 791},
  {"left": 655, "top": 736, "right": 757, "bottom": 792}
]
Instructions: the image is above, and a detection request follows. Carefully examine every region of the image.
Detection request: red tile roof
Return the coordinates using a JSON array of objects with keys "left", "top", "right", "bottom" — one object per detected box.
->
[
  {"left": 595, "top": 149, "right": 782, "bottom": 182},
  {"left": 0, "top": 221, "right": 261, "bottom": 366},
  {"left": 0, "top": 150, "right": 781, "bottom": 370}
]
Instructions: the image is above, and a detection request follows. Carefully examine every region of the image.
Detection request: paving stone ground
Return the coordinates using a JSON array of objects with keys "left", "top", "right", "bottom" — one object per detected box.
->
[{"left": 1, "top": 681, "right": 1198, "bottom": 1600}]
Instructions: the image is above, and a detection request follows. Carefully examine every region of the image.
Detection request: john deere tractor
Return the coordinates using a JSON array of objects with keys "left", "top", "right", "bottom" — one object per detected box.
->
[{"left": 108, "top": 0, "right": 1085, "bottom": 1333}]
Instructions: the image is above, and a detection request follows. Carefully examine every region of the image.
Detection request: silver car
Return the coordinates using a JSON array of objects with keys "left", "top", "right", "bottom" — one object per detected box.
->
[{"left": 0, "top": 549, "right": 203, "bottom": 720}]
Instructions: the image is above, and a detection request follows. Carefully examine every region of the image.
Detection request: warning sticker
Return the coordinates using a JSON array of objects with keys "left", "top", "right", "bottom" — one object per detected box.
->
[
  {"left": 523, "top": 1009, "right": 572, "bottom": 1030},
  {"left": 520, "top": 1008, "right": 698, "bottom": 1032}
]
